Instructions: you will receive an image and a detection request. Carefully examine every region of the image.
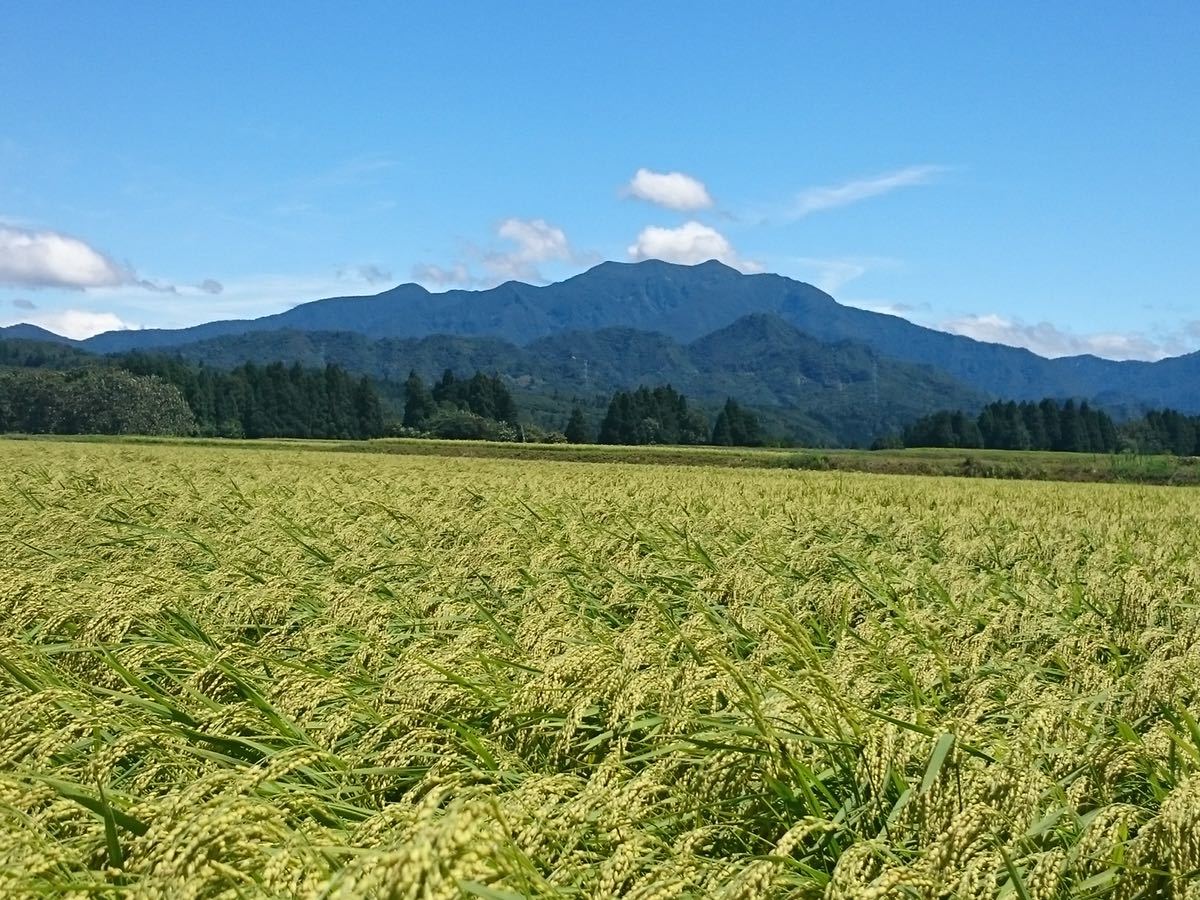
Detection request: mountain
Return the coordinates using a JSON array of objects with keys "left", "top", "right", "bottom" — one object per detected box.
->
[
  {"left": 9, "top": 258, "right": 1199, "bottom": 411},
  {"left": 0, "top": 324, "right": 78, "bottom": 344},
  {"left": 145, "top": 313, "right": 984, "bottom": 446}
]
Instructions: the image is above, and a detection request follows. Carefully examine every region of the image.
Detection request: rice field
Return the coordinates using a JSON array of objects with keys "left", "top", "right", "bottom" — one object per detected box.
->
[{"left": 2, "top": 440, "right": 1199, "bottom": 898}]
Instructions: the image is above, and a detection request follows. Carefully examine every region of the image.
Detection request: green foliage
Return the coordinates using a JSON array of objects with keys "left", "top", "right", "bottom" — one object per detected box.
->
[
  {"left": 898, "top": 397, "right": 1200, "bottom": 457},
  {"left": 402, "top": 370, "right": 437, "bottom": 427},
  {"left": 431, "top": 370, "right": 519, "bottom": 423},
  {"left": 563, "top": 407, "right": 590, "bottom": 443},
  {"left": 400, "top": 370, "right": 522, "bottom": 439},
  {"left": 901, "top": 398, "right": 1121, "bottom": 452},
  {"left": 597, "top": 385, "right": 709, "bottom": 445},
  {"left": 424, "top": 409, "right": 520, "bottom": 441},
  {"left": 711, "top": 398, "right": 764, "bottom": 446},
  {"left": 0, "top": 337, "right": 92, "bottom": 370},
  {"left": 0, "top": 369, "right": 196, "bottom": 435},
  {"left": 116, "top": 354, "right": 386, "bottom": 439},
  {"left": 1122, "top": 408, "right": 1200, "bottom": 455}
]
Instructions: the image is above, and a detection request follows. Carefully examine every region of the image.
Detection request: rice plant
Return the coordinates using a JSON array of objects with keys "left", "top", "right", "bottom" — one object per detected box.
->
[{"left": 2, "top": 440, "right": 1200, "bottom": 898}]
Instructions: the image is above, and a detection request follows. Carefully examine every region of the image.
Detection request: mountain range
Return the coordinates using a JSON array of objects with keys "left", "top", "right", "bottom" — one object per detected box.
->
[{"left": 3, "top": 259, "right": 1197, "bottom": 440}]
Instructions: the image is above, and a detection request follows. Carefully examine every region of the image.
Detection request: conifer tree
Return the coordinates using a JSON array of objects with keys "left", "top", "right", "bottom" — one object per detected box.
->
[
  {"left": 564, "top": 407, "right": 590, "bottom": 443},
  {"left": 403, "top": 371, "right": 436, "bottom": 428}
]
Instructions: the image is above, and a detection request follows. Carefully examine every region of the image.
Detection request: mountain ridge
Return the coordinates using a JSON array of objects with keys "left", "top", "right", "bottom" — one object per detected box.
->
[
  {"left": 96, "top": 313, "right": 981, "bottom": 446},
  {"left": 3, "top": 259, "right": 1197, "bottom": 410}
]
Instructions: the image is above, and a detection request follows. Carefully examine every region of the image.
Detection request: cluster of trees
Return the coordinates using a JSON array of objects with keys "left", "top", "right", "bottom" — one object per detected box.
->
[
  {"left": 894, "top": 399, "right": 1121, "bottom": 452},
  {"left": 893, "top": 398, "right": 1200, "bottom": 457},
  {"left": 1122, "top": 409, "right": 1200, "bottom": 456},
  {"left": 0, "top": 369, "right": 196, "bottom": 435},
  {"left": 712, "top": 399, "right": 764, "bottom": 446},
  {"left": 597, "top": 385, "right": 711, "bottom": 445},
  {"left": 402, "top": 370, "right": 523, "bottom": 440},
  {"left": 117, "top": 355, "right": 385, "bottom": 439},
  {"left": 0, "top": 339, "right": 90, "bottom": 370},
  {"left": 584, "top": 387, "right": 766, "bottom": 446}
]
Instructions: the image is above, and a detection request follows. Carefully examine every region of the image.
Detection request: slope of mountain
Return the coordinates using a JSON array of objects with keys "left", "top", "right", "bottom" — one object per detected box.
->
[
  {"left": 0, "top": 324, "right": 79, "bottom": 344},
  {"left": 9, "top": 259, "right": 1198, "bottom": 410},
  {"left": 146, "top": 314, "right": 984, "bottom": 446}
]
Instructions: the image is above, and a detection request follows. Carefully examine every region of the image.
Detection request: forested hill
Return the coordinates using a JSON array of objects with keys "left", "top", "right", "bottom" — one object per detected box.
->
[
  {"left": 7, "top": 259, "right": 1198, "bottom": 411},
  {"left": 135, "top": 314, "right": 986, "bottom": 446}
]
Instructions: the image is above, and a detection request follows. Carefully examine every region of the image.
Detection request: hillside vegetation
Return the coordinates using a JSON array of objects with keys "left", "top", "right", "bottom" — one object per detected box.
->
[{"left": 9, "top": 259, "right": 1197, "bottom": 411}]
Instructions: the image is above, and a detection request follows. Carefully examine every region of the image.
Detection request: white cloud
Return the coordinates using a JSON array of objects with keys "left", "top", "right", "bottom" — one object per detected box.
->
[
  {"left": 624, "top": 168, "right": 714, "bottom": 211},
  {"left": 0, "top": 308, "right": 135, "bottom": 340},
  {"left": 412, "top": 262, "right": 474, "bottom": 289},
  {"left": 0, "top": 225, "right": 129, "bottom": 289},
  {"left": 197, "top": 279, "right": 224, "bottom": 295},
  {"left": 940, "top": 313, "right": 1168, "bottom": 361},
  {"left": 627, "top": 221, "right": 762, "bottom": 272},
  {"left": 413, "top": 217, "right": 580, "bottom": 288},
  {"left": 792, "top": 256, "right": 900, "bottom": 294},
  {"left": 791, "top": 165, "right": 945, "bottom": 218},
  {"left": 485, "top": 218, "right": 573, "bottom": 281},
  {"left": 0, "top": 223, "right": 186, "bottom": 295}
]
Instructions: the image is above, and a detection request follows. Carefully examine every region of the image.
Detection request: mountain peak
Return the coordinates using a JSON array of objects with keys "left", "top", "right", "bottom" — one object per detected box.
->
[
  {"left": 0, "top": 323, "right": 79, "bottom": 345},
  {"left": 692, "top": 258, "right": 741, "bottom": 274},
  {"left": 580, "top": 258, "right": 741, "bottom": 278}
]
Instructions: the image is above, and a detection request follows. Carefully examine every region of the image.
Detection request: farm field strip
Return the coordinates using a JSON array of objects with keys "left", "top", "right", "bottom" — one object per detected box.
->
[
  {"left": 2, "top": 440, "right": 1200, "bottom": 897},
  {"left": 8, "top": 434, "right": 1197, "bottom": 486}
]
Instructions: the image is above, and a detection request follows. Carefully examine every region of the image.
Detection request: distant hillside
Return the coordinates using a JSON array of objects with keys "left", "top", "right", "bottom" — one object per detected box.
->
[
  {"left": 8, "top": 259, "right": 1199, "bottom": 410},
  {"left": 149, "top": 314, "right": 984, "bottom": 446},
  {"left": 0, "top": 337, "right": 93, "bottom": 369},
  {"left": 0, "top": 324, "right": 79, "bottom": 344}
]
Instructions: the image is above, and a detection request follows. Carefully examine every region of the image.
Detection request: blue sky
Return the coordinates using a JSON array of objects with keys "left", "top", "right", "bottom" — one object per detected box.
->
[{"left": 1, "top": 2, "right": 1197, "bottom": 359}]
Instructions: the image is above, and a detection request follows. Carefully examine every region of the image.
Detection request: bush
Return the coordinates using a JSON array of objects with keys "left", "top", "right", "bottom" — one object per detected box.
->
[{"left": 425, "top": 410, "right": 518, "bottom": 442}]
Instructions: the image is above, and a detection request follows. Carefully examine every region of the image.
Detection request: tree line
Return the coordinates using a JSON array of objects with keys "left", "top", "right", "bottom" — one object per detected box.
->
[
  {"left": 1122, "top": 409, "right": 1200, "bottom": 456},
  {"left": 118, "top": 355, "right": 385, "bottom": 439},
  {"left": 557, "top": 385, "right": 765, "bottom": 446},
  {"left": 893, "top": 399, "right": 1119, "bottom": 452},
  {"left": 0, "top": 353, "right": 388, "bottom": 439},
  {"left": 889, "top": 398, "right": 1200, "bottom": 455}
]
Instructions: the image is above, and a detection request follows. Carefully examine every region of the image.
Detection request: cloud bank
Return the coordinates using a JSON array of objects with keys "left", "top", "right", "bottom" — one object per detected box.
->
[
  {"left": 0, "top": 308, "right": 134, "bottom": 340},
  {"left": 624, "top": 168, "right": 714, "bottom": 211},
  {"left": 941, "top": 312, "right": 1170, "bottom": 361}
]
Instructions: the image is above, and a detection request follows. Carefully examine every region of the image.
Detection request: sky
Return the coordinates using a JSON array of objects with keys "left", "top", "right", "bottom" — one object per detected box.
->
[{"left": 1, "top": 1, "right": 1198, "bottom": 359}]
